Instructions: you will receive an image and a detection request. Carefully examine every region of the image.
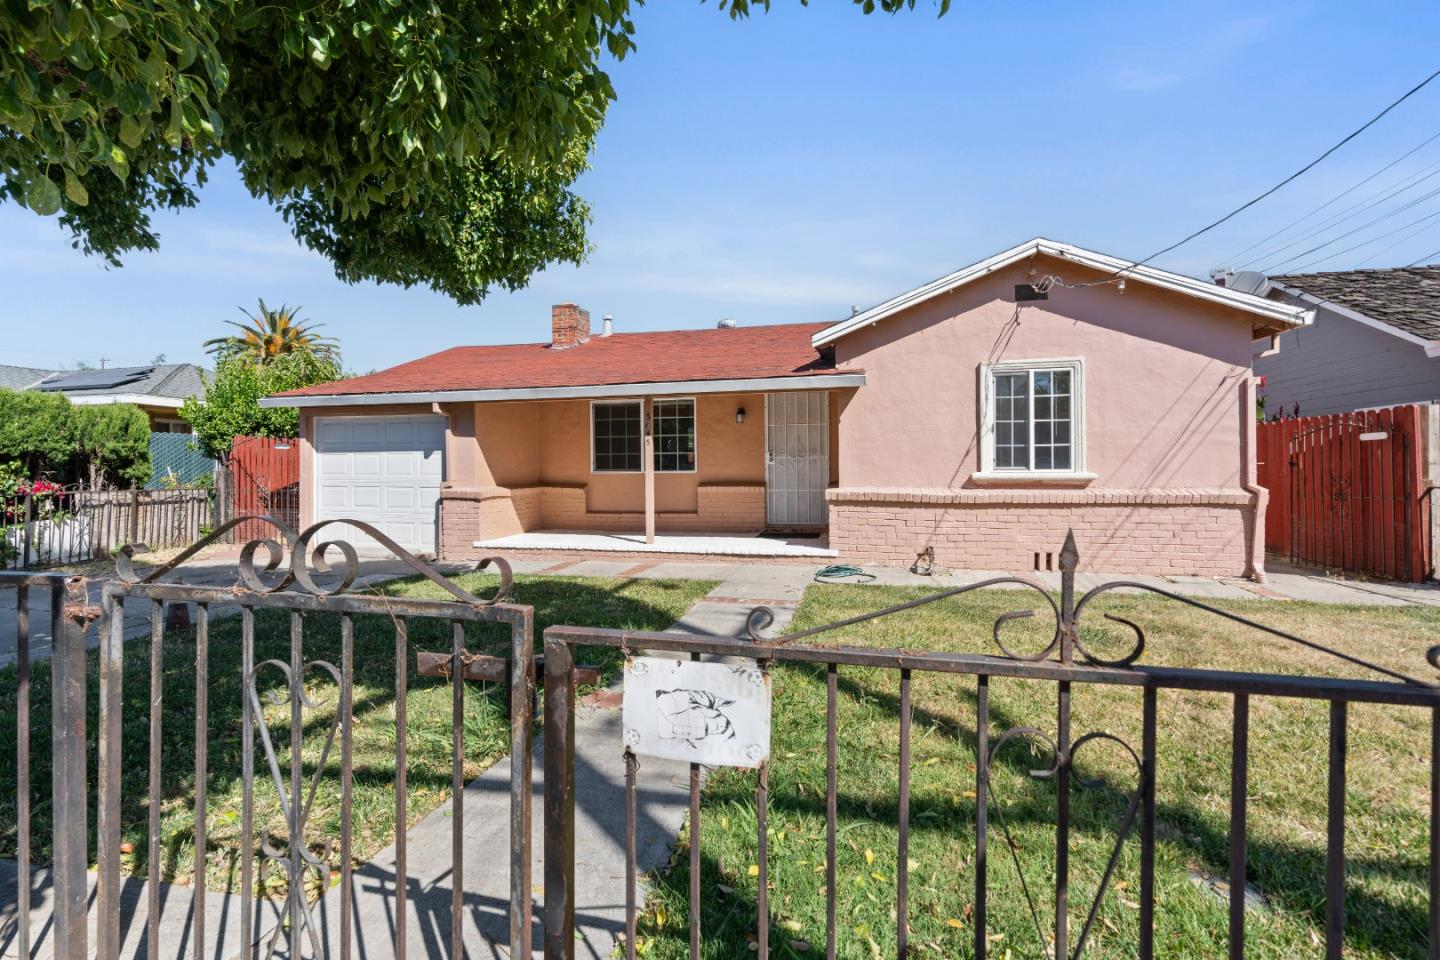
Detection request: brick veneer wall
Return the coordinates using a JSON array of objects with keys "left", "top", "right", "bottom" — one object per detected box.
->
[
  {"left": 439, "top": 482, "right": 766, "bottom": 558},
  {"left": 827, "top": 487, "right": 1261, "bottom": 577},
  {"left": 438, "top": 486, "right": 523, "bottom": 558},
  {"left": 535, "top": 484, "right": 765, "bottom": 532}
]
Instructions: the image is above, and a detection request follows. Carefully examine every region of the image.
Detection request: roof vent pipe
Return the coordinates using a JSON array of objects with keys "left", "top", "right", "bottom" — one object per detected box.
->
[{"left": 602, "top": 314, "right": 613, "bottom": 337}]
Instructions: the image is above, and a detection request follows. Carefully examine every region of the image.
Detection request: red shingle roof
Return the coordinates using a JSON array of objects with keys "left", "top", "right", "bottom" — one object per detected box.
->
[{"left": 276, "top": 322, "right": 839, "bottom": 398}]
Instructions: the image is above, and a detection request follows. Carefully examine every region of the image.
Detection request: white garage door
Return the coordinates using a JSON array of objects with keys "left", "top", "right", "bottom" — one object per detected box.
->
[{"left": 313, "top": 415, "right": 445, "bottom": 556}]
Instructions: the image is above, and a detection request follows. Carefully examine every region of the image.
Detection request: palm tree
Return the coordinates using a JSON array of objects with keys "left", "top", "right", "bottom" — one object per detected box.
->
[{"left": 204, "top": 300, "right": 340, "bottom": 363}]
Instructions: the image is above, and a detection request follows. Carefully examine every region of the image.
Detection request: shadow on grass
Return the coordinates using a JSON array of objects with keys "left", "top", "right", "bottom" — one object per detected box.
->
[
  {"left": 642, "top": 661, "right": 1430, "bottom": 960},
  {"left": 0, "top": 573, "right": 704, "bottom": 894}
]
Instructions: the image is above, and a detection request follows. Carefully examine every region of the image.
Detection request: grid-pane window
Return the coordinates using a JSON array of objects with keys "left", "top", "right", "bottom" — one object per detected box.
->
[
  {"left": 990, "top": 366, "right": 1076, "bottom": 471},
  {"left": 653, "top": 399, "right": 697, "bottom": 472},
  {"left": 1032, "top": 370, "right": 1072, "bottom": 470},
  {"left": 592, "top": 402, "right": 642, "bottom": 472},
  {"left": 993, "top": 373, "right": 1029, "bottom": 469}
]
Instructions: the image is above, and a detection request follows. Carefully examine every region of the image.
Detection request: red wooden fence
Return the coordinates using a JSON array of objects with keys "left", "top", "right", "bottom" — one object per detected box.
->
[
  {"left": 230, "top": 435, "right": 301, "bottom": 543},
  {"left": 1257, "top": 405, "right": 1430, "bottom": 582}
]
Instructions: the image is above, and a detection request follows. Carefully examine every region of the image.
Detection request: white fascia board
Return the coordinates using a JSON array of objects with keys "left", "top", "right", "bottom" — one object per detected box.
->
[
  {"left": 259, "top": 373, "right": 867, "bottom": 408},
  {"left": 812, "top": 237, "right": 1312, "bottom": 347},
  {"left": 65, "top": 393, "right": 184, "bottom": 408},
  {"left": 1270, "top": 281, "right": 1439, "bottom": 356}
]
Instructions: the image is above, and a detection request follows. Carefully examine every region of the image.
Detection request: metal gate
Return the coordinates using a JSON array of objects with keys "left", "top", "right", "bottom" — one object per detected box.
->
[
  {"left": 765, "top": 391, "right": 830, "bottom": 526},
  {"left": 4, "top": 516, "right": 534, "bottom": 960},
  {"left": 540, "top": 533, "right": 1440, "bottom": 960}
]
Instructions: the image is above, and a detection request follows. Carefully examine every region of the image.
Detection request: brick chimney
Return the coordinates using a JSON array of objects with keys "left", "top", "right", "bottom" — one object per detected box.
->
[{"left": 551, "top": 303, "right": 590, "bottom": 349}]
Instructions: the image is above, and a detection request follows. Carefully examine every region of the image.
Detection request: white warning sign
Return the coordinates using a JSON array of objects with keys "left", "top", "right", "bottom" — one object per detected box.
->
[{"left": 622, "top": 656, "right": 771, "bottom": 769}]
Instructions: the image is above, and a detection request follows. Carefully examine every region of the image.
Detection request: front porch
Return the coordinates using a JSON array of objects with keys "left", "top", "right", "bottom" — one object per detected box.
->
[
  {"left": 439, "top": 387, "right": 842, "bottom": 558},
  {"left": 475, "top": 529, "right": 839, "bottom": 559}
]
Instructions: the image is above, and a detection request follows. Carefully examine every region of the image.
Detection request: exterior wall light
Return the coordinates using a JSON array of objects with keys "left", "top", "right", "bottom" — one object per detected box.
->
[{"left": 736, "top": 407, "right": 746, "bottom": 424}]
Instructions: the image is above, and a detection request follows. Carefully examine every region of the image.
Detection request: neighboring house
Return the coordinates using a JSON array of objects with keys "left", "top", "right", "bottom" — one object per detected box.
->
[
  {"left": 1239, "top": 266, "right": 1440, "bottom": 416},
  {"left": 262, "top": 238, "right": 1308, "bottom": 576},
  {"left": 0, "top": 363, "right": 207, "bottom": 431}
]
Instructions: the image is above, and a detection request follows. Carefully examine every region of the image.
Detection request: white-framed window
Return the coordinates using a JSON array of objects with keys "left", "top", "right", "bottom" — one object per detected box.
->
[
  {"left": 981, "top": 359, "right": 1085, "bottom": 474},
  {"left": 652, "top": 398, "right": 697, "bottom": 472},
  {"left": 590, "top": 398, "right": 697, "bottom": 473}
]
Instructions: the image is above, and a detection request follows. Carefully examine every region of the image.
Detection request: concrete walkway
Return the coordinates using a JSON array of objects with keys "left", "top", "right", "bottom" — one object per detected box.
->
[
  {"left": 0, "top": 560, "right": 800, "bottom": 960},
  {"left": 0, "top": 860, "right": 279, "bottom": 960},
  {"left": 516, "top": 554, "right": 1440, "bottom": 607},
  {"left": 291, "top": 564, "right": 803, "bottom": 960}
]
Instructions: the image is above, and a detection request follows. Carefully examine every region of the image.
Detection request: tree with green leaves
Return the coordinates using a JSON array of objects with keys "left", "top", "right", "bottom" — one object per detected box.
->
[
  {"left": 0, "top": 389, "right": 151, "bottom": 486},
  {"left": 0, "top": 388, "right": 75, "bottom": 477},
  {"left": 1, "top": 1, "right": 943, "bottom": 304},
  {"left": 180, "top": 351, "right": 344, "bottom": 462},
  {"left": 72, "top": 403, "right": 152, "bottom": 488},
  {"left": 204, "top": 300, "right": 340, "bottom": 363}
]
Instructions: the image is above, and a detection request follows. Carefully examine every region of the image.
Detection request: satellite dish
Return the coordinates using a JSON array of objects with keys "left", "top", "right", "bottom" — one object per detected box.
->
[{"left": 1228, "top": 271, "right": 1270, "bottom": 296}]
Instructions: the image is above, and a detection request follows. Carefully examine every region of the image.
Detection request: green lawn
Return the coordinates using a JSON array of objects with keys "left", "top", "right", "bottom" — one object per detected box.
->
[
  {"left": 0, "top": 571, "right": 713, "bottom": 898},
  {"left": 639, "top": 585, "right": 1440, "bottom": 960}
]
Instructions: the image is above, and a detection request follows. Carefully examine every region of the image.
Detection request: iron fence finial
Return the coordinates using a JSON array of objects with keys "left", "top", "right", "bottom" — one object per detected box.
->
[{"left": 1060, "top": 529, "right": 1079, "bottom": 573}]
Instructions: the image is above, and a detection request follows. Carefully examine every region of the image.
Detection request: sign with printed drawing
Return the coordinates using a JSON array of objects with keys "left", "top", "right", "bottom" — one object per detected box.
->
[{"left": 622, "top": 656, "right": 771, "bottom": 769}]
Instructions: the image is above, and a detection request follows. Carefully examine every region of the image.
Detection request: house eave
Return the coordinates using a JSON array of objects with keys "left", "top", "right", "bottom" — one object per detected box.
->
[
  {"left": 64, "top": 393, "right": 185, "bottom": 409},
  {"left": 1269, "top": 280, "right": 1439, "bottom": 356},
  {"left": 811, "top": 237, "right": 1312, "bottom": 348},
  {"left": 259, "top": 373, "right": 867, "bottom": 408}
]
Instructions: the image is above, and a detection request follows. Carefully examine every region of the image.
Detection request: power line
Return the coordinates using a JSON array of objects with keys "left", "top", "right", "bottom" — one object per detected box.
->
[
  {"left": 1405, "top": 246, "right": 1440, "bottom": 267},
  {"left": 1356, "top": 218, "right": 1440, "bottom": 267},
  {"left": 1256, "top": 182, "right": 1440, "bottom": 273},
  {"left": 1223, "top": 127, "right": 1440, "bottom": 264},
  {"left": 1281, "top": 207, "right": 1440, "bottom": 274},
  {"left": 1101, "top": 66, "right": 1440, "bottom": 282},
  {"left": 1237, "top": 156, "right": 1440, "bottom": 269}
]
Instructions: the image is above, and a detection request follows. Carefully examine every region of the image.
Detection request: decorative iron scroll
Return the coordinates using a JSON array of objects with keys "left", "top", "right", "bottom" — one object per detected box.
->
[
  {"left": 747, "top": 528, "right": 1440, "bottom": 688},
  {"left": 247, "top": 657, "right": 342, "bottom": 960},
  {"left": 744, "top": 528, "right": 1439, "bottom": 960},
  {"left": 114, "top": 513, "right": 513, "bottom": 604}
]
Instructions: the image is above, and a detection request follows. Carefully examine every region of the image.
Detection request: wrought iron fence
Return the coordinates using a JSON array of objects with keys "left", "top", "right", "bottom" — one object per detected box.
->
[
  {"left": 8, "top": 523, "right": 1440, "bottom": 959},
  {"left": 541, "top": 532, "right": 1440, "bottom": 960},
  {"left": 3, "top": 516, "right": 533, "bottom": 960},
  {"left": 0, "top": 484, "right": 212, "bottom": 570}
]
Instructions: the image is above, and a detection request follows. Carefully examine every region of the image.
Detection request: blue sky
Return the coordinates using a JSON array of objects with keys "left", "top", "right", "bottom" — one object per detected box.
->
[{"left": 3, "top": 1, "right": 1439, "bottom": 372}]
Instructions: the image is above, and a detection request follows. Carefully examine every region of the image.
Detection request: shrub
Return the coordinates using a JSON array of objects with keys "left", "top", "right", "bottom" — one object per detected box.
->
[
  {"left": 0, "top": 388, "right": 75, "bottom": 475},
  {"left": 180, "top": 352, "right": 344, "bottom": 462},
  {"left": 0, "top": 389, "right": 151, "bottom": 488},
  {"left": 73, "top": 404, "right": 152, "bottom": 489}
]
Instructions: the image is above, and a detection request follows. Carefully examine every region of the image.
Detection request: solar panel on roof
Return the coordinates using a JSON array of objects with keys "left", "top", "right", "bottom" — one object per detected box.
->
[{"left": 36, "top": 367, "right": 153, "bottom": 391}]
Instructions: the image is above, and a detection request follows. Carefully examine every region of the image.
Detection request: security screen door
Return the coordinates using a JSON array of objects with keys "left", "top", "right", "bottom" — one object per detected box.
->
[{"left": 765, "top": 392, "right": 829, "bottom": 526}]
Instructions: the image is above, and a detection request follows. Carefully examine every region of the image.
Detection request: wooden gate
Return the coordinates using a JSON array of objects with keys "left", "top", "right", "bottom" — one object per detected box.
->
[
  {"left": 230, "top": 435, "right": 301, "bottom": 542},
  {"left": 1257, "top": 405, "right": 1430, "bottom": 581}
]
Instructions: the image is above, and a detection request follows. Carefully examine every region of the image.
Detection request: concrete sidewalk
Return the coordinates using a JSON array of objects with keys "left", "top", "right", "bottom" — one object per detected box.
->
[
  {"left": 0, "top": 860, "right": 279, "bottom": 960},
  {"left": 0, "top": 559, "right": 794, "bottom": 960},
  {"left": 517, "top": 554, "right": 1440, "bottom": 608},
  {"left": 294, "top": 564, "right": 800, "bottom": 960}
]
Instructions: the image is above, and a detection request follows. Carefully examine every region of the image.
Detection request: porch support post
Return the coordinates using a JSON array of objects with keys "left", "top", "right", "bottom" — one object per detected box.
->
[{"left": 644, "top": 397, "right": 656, "bottom": 544}]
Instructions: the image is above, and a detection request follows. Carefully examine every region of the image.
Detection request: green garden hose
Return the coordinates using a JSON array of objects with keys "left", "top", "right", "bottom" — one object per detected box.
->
[{"left": 814, "top": 563, "right": 876, "bottom": 583}]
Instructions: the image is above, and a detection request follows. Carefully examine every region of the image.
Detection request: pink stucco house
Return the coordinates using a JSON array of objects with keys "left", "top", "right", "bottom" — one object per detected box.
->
[{"left": 262, "top": 238, "right": 1310, "bottom": 576}]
